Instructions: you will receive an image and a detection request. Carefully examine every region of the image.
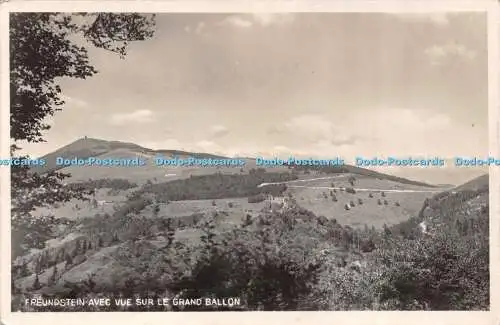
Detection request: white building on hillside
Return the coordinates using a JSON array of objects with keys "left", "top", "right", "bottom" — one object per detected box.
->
[
  {"left": 418, "top": 221, "right": 427, "bottom": 234},
  {"left": 265, "top": 194, "right": 290, "bottom": 211}
]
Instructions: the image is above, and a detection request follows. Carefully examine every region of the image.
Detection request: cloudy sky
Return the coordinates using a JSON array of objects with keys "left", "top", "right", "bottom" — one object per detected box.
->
[{"left": 20, "top": 12, "right": 488, "bottom": 184}]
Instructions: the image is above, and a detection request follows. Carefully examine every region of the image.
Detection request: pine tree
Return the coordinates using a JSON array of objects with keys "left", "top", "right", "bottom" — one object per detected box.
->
[
  {"left": 81, "top": 240, "right": 87, "bottom": 253},
  {"left": 19, "top": 263, "right": 30, "bottom": 277},
  {"left": 85, "top": 275, "right": 96, "bottom": 292},
  {"left": 152, "top": 204, "right": 160, "bottom": 218},
  {"left": 165, "top": 219, "right": 175, "bottom": 247},
  {"left": 32, "top": 274, "right": 41, "bottom": 290},
  {"left": 40, "top": 251, "right": 49, "bottom": 269},
  {"left": 48, "top": 265, "right": 58, "bottom": 285},
  {"left": 75, "top": 239, "right": 81, "bottom": 254},
  {"left": 59, "top": 248, "right": 66, "bottom": 263},
  {"left": 383, "top": 223, "right": 392, "bottom": 238},
  {"left": 65, "top": 253, "right": 73, "bottom": 266},
  {"left": 34, "top": 259, "right": 42, "bottom": 274}
]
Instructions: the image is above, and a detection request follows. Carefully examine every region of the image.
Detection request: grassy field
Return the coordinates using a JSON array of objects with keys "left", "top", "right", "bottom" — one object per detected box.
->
[
  {"left": 285, "top": 174, "right": 442, "bottom": 228},
  {"left": 30, "top": 168, "right": 443, "bottom": 230}
]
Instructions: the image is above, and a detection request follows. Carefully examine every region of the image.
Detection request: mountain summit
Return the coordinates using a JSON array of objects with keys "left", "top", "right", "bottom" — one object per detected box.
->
[
  {"left": 32, "top": 137, "right": 228, "bottom": 174},
  {"left": 31, "top": 137, "right": 438, "bottom": 189}
]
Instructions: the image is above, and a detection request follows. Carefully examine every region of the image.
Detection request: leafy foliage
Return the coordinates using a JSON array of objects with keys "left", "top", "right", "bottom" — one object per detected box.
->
[
  {"left": 345, "top": 187, "right": 356, "bottom": 194},
  {"left": 12, "top": 188, "right": 489, "bottom": 311},
  {"left": 373, "top": 228, "right": 488, "bottom": 309},
  {"left": 10, "top": 13, "right": 155, "bottom": 258},
  {"left": 10, "top": 13, "right": 155, "bottom": 142}
]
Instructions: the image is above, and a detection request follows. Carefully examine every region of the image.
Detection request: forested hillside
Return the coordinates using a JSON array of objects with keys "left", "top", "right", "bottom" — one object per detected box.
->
[{"left": 12, "top": 175, "right": 489, "bottom": 311}]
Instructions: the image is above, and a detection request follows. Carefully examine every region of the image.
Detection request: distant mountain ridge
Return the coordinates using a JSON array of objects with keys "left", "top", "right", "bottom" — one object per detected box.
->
[
  {"left": 31, "top": 137, "right": 229, "bottom": 174},
  {"left": 31, "top": 137, "right": 437, "bottom": 188},
  {"left": 450, "top": 173, "right": 489, "bottom": 193}
]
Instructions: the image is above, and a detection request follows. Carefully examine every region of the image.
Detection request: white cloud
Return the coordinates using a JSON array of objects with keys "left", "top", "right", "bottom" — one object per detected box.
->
[
  {"left": 428, "top": 14, "right": 450, "bottom": 26},
  {"left": 193, "top": 140, "right": 265, "bottom": 158},
  {"left": 393, "top": 13, "right": 449, "bottom": 26},
  {"left": 264, "top": 109, "right": 460, "bottom": 159},
  {"left": 370, "top": 108, "right": 450, "bottom": 131},
  {"left": 272, "top": 145, "right": 292, "bottom": 153},
  {"left": 141, "top": 138, "right": 262, "bottom": 158},
  {"left": 110, "top": 109, "right": 154, "bottom": 126},
  {"left": 209, "top": 124, "right": 229, "bottom": 138},
  {"left": 261, "top": 114, "right": 365, "bottom": 159},
  {"left": 427, "top": 113, "right": 452, "bottom": 128},
  {"left": 342, "top": 108, "right": 459, "bottom": 157},
  {"left": 280, "top": 114, "right": 361, "bottom": 145},
  {"left": 219, "top": 13, "right": 294, "bottom": 29},
  {"left": 252, "top": 13, "right": 295, "bottom": 27},
  {"left": 195, "top": 21, "right": 206, "bottom": 34},
  {"left": 221, "top": 16, "right": 253, "bottom": 28},
  {"left": 425, "top": 42, "right": 476, "bottom": 65}
]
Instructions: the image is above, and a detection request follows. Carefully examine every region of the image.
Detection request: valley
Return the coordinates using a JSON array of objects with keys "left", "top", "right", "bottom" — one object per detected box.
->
[{"left": 11, "top": 138, "right": 490, "bottom": 311}]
